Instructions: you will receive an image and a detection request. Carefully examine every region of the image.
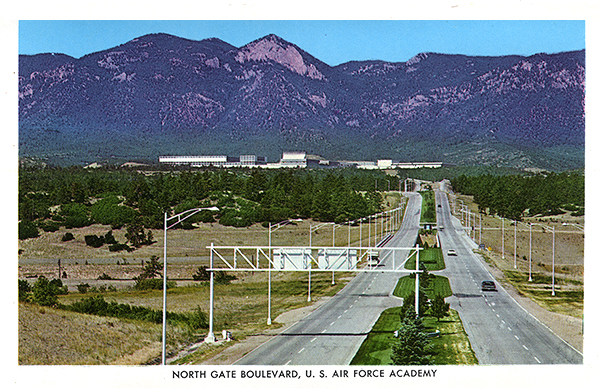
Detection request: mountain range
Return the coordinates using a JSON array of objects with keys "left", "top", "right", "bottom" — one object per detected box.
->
[{"left": 18, "top": 33, "right": 585, "bottom": 170}]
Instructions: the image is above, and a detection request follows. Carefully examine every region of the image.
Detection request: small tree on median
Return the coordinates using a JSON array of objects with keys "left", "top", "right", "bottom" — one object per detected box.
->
[
  {"left": 430, "top": 294, "right": 450, "bottom": 322},
  {"left": 391, "top": 305, "right": 433, "bottom": 365}
]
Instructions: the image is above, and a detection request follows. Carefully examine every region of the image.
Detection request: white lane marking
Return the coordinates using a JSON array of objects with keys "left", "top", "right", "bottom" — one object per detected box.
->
[
  {"left": 330, "top": 321, "right": 335, "bottom": 326},
  {"left": 298, "top": 348, "right": 305, "bottom": 354},
  {"left": 338, "top": 315, "right": 342, "bottom": 319},
  {"left": 285, "top": 360, "right": 292, "bottom": 365},
  {"left": 311, "top": 337, "right": 317, "bottom": 343},
  {"left": 514, "top": 335, "right": 520, "bottom": 341},
  {"left": 344, "top": 310, "right": 348, "bottom": 313},
  {"left": 522, "top": 345, "right": 529, "bottom": 351},
  {"left": 508, "top": 327, "right": 512, "bottom": 331},
  {"left": 321, "top": 329, "right": 327, "bottom": 333},
  {"left": 534, "top": 356, "right": 541, "bottom": 363}
]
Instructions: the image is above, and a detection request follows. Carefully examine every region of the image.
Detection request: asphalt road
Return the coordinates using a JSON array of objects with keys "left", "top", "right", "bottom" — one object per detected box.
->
[
  {"left": 435, "top": 188, "right": 583, "bottom": 364},
  {"left": 235, "top": 193, "right": 423, "bottom": 365}
]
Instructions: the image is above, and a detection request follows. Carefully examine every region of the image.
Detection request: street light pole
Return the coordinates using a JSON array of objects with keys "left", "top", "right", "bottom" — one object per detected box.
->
[
  {"left": 514, "top": 220, "right": 517, "bottom": 269},
  {"left": 552, "top": 226, "right": 556, "bottom": 296},
  {"left": 479, "top": 214, "right": 482, "bottom": 245},
  {"left": 162, "top": 212, "right": 167, "bottom": 365},
  {"left": 501, "top": 217, "right": 505, "bottom": 259},
  {"left": 268, "top": 222, "right": 272, "bottom": 325},
  {"left": 529, "top": 223, "right": 533, "bottom": 281},
  {"left": 415, "top": 244, "right": 420, "bottom": 317},
  {"left": 162, "top": 206, "right": 219, "bottom": 365}
]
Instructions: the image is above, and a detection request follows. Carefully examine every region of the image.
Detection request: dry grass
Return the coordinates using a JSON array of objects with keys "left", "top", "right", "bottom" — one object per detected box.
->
[
  {"left": 18, "top": 303, "right": 167, "bottom": 365},
  {"left": 20, "top": 269, "right": 353, "bottom": 364}
]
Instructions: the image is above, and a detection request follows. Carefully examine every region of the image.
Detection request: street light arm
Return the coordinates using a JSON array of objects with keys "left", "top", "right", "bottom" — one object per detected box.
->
[
  {"left": 270, "top": 218, "right": 303, "bottom": 233},
  {"left": 165, "top": 207, "right": 220, "bottom": 230}
]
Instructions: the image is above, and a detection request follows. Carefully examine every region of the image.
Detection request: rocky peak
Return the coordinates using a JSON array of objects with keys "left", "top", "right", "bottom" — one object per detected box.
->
[{"left": 235, "top": 34, "right": 325, "bottom": 80}]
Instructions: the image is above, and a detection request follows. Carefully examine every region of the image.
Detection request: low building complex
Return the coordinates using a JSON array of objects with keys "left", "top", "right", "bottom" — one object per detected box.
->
[{"left": 158, "top": 152, "right": 442, "bottom": 169}]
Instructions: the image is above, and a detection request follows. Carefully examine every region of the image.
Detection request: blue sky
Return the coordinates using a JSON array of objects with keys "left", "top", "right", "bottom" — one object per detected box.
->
[{"left": 19, "top": 20, "right": 585, "bottom": 65}]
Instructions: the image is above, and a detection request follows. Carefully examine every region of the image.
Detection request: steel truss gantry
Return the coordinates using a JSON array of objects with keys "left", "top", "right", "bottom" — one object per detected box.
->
[{"left": 203, "top": 244, "right": 423, "bottom": 343}]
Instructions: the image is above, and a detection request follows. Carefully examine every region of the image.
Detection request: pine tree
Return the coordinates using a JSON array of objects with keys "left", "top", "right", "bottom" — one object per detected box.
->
[
  {"left": 430, "top": 294, "right": 450, "bottom": 321},
  {"left": 391, "top": 306, "right": 433, "bottom": 365}
]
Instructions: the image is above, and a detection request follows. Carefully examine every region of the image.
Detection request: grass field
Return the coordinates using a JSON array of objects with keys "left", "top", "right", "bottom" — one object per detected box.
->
[
  {"left": 404, "top": 246, "right": 445, "bottom": 271},
  {"left": 393, "top": 275, "right": 453, "bottom": 299},
  {"left": 18, "top": 302, "right": 166, "bottom": 365},
  {"left": 19, "top": 270, "right": 354, "bottom": 364},
  {"left": 350, "top": 307, "right": 477, "bottom": 365}
]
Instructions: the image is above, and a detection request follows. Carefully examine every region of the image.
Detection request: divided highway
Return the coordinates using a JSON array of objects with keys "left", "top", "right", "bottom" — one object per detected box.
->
[
  {"left": 235, "top": 193, "right": 422, "bottom": 365},
  {"left": 235, "top": 188, "right": 583, "bottom": 365},
  {"left": 435, "top": 188, "right": 583, "bottom": 364}
]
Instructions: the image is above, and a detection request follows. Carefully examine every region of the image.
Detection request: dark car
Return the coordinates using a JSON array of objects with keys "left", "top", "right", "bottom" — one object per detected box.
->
[{"left": 481, "top": 281, "right": 497, "bottom": 291}]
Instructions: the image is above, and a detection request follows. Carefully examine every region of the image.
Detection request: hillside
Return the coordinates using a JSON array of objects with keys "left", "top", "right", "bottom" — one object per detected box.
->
[{"left": 19, "top": 33, "right": 585, "bottom": 170}]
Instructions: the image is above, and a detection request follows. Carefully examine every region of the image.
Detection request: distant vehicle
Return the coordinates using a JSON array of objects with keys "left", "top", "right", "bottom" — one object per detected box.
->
[
  {"left": 447, "top": 249, "right": 457, "bottom": 256},
  {"left": 437, "top": 204, "right": 442, "bottom": 208},
  {"left": 481, "top": 281, "right": 497, "bottom": 291},
  {"left": 367, "top": 251, "right": 380, "bottom": 266},
  {"left": 439, "top": 225, "right": 444, "bottom": 231}
]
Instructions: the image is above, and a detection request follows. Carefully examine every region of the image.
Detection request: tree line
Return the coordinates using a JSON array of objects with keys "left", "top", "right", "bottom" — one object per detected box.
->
[
  {"left": 450, "top": 171, "right": 584, "bottom": 220},
  {"left": 19, "top": 166, "right": 397, "bottom": 239}
]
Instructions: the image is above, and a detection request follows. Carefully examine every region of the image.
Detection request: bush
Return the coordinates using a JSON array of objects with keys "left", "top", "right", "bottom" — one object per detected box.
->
[
  {"left": 60, "top": 203, "right": 92, "bottom": 228},
  {"left": 192, "top": 266, "right": 210, "bottom": 281},
  {"left": 19, "top": 279, "right": 31, "bottom": 302},
  {"left": 84, "top": 234, "right": 104, "bottom": 248},
  {"left": 97, "top": 273, "right": 112, "bottom": 280},
  {"left": 104, "top": 230, "right": 118, "bottom": 245},
  {"left": 109, "top": 243, "right": 132, "bottom": 252},
  {"left": 39, "top": 220, "right": 61, "bottom": 232},
  {"left": 77, "top": 283, "right": 91, "bottom": 294},
  {"left": 183, "top": 306, "right": 209, "bottom": 330},
  {"left": 32, "top": 276, "right": 59, "bottom": 306},
  {"left": 215, "top": 271, "right": 236, "bottom": 285},
  {"left": 61, "top": 232, "right": 75, "bottom": 241},
  {"left": 133, "top": 278, "right": 176, "bottom": 290},
  {"left": 49, "top": 278, "right": 69, "bottom": 295},
  {"left": 62, "top": 296, "right": 206, "bottom": 328},
  {"left": 19, "top": 221, "right": 39, "bottom": 240}
]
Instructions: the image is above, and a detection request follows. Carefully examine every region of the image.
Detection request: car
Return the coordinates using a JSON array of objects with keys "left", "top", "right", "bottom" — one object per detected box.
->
[
  {"left": 447, "top": 249, "right": 457, "bottom": 256},
  {"left": 367, "top": 251, "right": 380, "bottom": 266},
  {"left": 481, "top": 280, "right": 497, "bottom": 291}
]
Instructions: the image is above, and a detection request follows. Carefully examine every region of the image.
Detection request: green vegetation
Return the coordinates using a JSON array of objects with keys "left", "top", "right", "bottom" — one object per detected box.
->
[
  {"left": 420, "top": 189, "right": 436, "bottom": 224},
  {"left": 503, "top": 271, "right": 583, "bottom": 317},
  {"left": 405, "top": 247, "right": 445, "bottom": 271},
  {"left": 451, "top": 171, "right": 584, "bottom": 220},
  {"left": 19, "top": 166, "right": 396, "bottom": 240},
  {"left": 391, "top": 306, "right": 433, "bottom": 365},
  {"left": 27, "top": 276, "right": 68, "bottom": 306},
  {"left": 393, "top": 275, "right": 453, "bottom": 300},
  {"left": 60, "top": 295, "right": 209, "bottom": 330},
  {"left": 350, "top": 307, "right": 477, "bottom": 365}
]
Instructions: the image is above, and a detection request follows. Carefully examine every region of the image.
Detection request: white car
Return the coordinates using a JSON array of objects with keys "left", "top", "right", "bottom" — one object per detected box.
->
[{"left": 447, "top": 249, "right": 457, "bottom": 256}]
